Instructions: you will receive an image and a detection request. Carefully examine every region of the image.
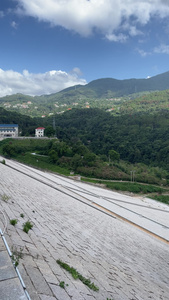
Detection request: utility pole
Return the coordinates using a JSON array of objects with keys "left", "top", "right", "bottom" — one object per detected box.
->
[
  {"left": 53, "top": 117, "right": 56, "bottom": 130},
  {"left": 130, "top": 170, "right": 136, "bottom": 182}
]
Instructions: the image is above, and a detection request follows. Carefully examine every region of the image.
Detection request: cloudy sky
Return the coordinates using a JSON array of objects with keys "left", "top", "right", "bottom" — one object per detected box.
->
[{"left": 1, "top": 0, "right": 169, "bottom": 96}]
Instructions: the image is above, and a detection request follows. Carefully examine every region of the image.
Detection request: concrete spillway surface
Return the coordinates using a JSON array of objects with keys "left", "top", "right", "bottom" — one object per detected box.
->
[{"left": 0, "top": 157, "right": 169, "bottom": 300}]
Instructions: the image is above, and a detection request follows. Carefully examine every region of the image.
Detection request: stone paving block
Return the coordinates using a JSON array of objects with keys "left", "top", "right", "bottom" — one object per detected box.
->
[
  {"left": 24, "top": 242, "right": 40, "bottom": 259},
  {"left": 10, "top": 231, "right": 26, "bottom": 249},
  {"left": 35, "top": 258, "right": 59, "bottom": 285},
  {"left": 18, "top": 262, "right": 41, "bottom": 300},
  {"left": 0, "top": 277, "right": 27, "bottom": 300},
  {"left": 17, "top": 228, "right": 33, "bottom": 244},
  {"left": 0, "top": 251, "right": 16, "bottom": 281},
  {"left": 25, "top": 264, "right": 53, "bottom": 296},
  {"left": 0, "top": 237, "right": 6, "bottom": 251},
  {"left": 60, "top": 277, "right": 86, "bottom": 300},
  {"left": 49, "top": 283, "right": 72, "bottom": 300},
  {"left": 39, "top": 295, "right": 57, "bottom": 300}
]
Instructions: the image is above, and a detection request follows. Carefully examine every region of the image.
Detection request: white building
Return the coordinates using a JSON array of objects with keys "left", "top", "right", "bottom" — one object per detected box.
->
[
  {"left": 0, "top": 124, "right": 18, "bottom": 139},
  {"left": 35, "top": 127, "right": 45, "bottom": 137}
]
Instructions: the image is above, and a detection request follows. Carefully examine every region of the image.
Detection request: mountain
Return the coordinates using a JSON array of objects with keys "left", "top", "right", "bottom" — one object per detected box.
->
[
  {"left": 51, "top": 70, "right": 169, "bottom": 99},
  {"left": 1, "top": 71, "right": 169, "bottom": 117}
]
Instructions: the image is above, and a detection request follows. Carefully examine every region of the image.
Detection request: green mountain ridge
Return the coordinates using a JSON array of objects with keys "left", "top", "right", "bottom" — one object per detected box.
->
[{"left": 1, "top": 71, "right": 169, "bottom": 117}]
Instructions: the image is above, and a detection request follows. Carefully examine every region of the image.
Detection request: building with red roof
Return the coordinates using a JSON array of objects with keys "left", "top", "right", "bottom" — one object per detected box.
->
[{"left": 35, "top": 127, "right": 45, "bottom": 137}]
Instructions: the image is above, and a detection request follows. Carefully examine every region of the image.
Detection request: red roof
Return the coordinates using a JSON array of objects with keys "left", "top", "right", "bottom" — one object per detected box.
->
[{"left": 36, "top": 127, "right": 45, "bottom": 130}]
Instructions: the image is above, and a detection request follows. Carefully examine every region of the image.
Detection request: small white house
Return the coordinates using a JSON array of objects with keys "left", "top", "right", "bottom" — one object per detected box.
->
[
  {"left": 0, "top": 124, "right": 18, "bottom": 139},
  {"left": 35, "top": 127, "right": 45, "bottom": 137}
]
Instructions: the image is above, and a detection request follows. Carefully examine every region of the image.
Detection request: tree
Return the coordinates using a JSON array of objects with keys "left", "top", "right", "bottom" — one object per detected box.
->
[
  {"left": 45, "top": 126, "right": 55, "bottom": 137},
  {"left": 48, "top": 149, "right": 58, "bottom": 163},
  {"left": 108, "top": 149, "right": 120, "bottom": 162},
  {"left": 71, "top": 154, "right": 83, "bottom": 170}
]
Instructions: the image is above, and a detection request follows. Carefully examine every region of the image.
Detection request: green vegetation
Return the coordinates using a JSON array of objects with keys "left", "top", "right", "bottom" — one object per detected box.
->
[
  {"left": 82, "top": 178, "right": 164, "bottom": 194},
  {"left": 1, "top": 138, "right": 168, "bottom": 186},
  {"left": 0, "top": 107, "right": 41, "bottom": 135},
  {"left": 2, "top": 92, "right": 169, "bottom": 203},
  {"left": 1, "top": 194, "right": 10, "bottom": 202},
  {"left": 10, "top": 219, "right": 18, "bottom": 226},
  {"left": 105, "top": 182, "right": 164, "bottom": 194},
  {"left": 57, "top": 259, "right": 99, "bottom": 291},
  {"left": 150, "top": 195, "right": 169, "bottom": 205},
  {"left": 59, "top": 281, "right": 65, "bottom": 289},
  {"left": 59, "top": 281, "right": 68, "bottom": 289},
  {"left": 1, "top": 71, "right": 169, "bottom": 118},
  {"left": 11, "top": 247, "right": 23, "bottom": 268},
  {"left": 20, "top": 213, "right": 24, "bottom": 218},
  {"left": 23, "top": 221, "right": 33, "bottom": 233}
]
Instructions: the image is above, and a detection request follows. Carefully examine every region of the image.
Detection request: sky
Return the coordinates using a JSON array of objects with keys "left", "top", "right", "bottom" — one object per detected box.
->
[{"left": 1, "top": 0, "right": 169, "bottom": 97}]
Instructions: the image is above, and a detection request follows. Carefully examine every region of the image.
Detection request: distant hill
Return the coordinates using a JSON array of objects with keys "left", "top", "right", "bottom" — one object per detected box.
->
[
  {"left": 52, "top": 71, "right": 169, "bottom": 99},
  {"left": 1, "top": 71, "right": 169, "bottom": 117}
]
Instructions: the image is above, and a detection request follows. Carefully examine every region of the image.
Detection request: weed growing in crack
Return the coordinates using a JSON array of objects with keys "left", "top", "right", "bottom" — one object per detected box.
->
[
  {"left": 57, "top": 259, "right": 99, "bottom": 292},
  {"left": 1, "top": 194, "right": 10, "bottom": 202},
  {"left": 59, "top": 281, "right": 68, "bottom": 289},
  {"left": 23, "top": 221, "right": 33, "bottom": 233},
  {"left": 10, "top": 219, "right": 18, "bottom": 226},
  {"left": 59, "top": 281, "right": 65, "bottom": 288},
  {"left": 20, "top": 213, "right": 24, "bottom": 218},
  {"left": 11, "top": 247, "right": 23, "bottom": 268}
]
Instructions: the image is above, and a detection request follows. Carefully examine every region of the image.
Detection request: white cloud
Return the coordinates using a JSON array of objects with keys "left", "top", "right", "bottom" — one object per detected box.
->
[
  {"left": 0, "top": 11, "right": 4, "bottom": 18},
  {"left": 11, "top": 21, "right": 18, "bottom": 29},
  {"left": 154, "top": 44, "right": 169, "bottom": 54},
  {"left": 136, "top": 48, "right": 151, "bottom": 57},
  {"left": 15, "top": 0, "right": 169, "bottom": 41},
  {"left": 0, "top": 68, "right": 87, "bottom": 97},
  {"left": 106, "top": 33, "right": 127, "bottom": 42}
]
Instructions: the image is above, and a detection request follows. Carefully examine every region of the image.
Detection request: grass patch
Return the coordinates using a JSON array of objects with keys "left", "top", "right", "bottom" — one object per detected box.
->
[
  {"left": 23, "top": 221, "right": 33, "bottom": 233},
  {"left": 1, "top": 194, "right": 10, "bottom": 202},
  {"left": 16, "top": 153, "right": 70, "bottom": 176},
  {"left": 10, "top": 219, "right": 18, "bottom": 226},
  {"left": 82, "top": 178, "right": 164, "bottom": 194},
  {"left": 105, "top": 182, "right": 164, "bottom": 194},
  {"left": 150, "top": 195, "right": 169, "bottom": 205},
  {"left": 57, "top": 259, "right": 99, "bottom": 292}
]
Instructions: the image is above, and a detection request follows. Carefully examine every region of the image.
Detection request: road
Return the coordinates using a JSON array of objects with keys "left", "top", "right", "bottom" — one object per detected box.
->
[{"left": 0, "top": 157, "right": 169, "bottom": 300}]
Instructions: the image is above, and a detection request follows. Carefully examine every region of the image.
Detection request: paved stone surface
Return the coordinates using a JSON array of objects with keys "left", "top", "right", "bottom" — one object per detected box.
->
[
  {"left": 0, "top": 235, "right": 28, "bottom": 300},
  {"left": 0, "top": 158, "right": 169, "bottom": 300}
]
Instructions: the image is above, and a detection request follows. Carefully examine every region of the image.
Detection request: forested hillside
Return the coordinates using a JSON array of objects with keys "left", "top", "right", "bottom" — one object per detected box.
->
[
  {"left": 0, "top": 107, "right": 42, "bottom": 135},
  {"left": 1, "top": 105, "right": 169, "bottom": 172},
  {"left": 1, "top": 71, "right": 169, "bottom": 117},
  {"left": 50, "top": 108, "right": 169, "bottom": 170}
]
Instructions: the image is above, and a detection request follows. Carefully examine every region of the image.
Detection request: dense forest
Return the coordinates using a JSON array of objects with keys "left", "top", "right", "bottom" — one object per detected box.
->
[
  {"left": 48, "top": 108, "right": 169, "bottom": 170},
  {"left": 0, "top": 107, "right": 42, "bottom": 135},
  {"left": 1, "top": 105, "right": 169, "bottom": 172}
]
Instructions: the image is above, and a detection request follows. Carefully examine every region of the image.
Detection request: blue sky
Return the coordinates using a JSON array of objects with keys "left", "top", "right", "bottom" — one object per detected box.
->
[{"left": 1, "top": 0, "right": 169, "bottom": 96}]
